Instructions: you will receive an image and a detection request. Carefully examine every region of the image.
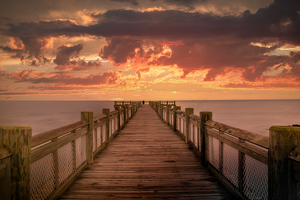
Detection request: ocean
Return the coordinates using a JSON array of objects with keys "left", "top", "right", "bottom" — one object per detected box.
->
[{"left": 0, "top": 100, "right": 299, "bottom": 136}]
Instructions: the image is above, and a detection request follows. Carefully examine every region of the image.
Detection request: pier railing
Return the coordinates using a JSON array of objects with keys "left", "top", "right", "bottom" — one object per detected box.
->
[
  {"left": 0, "top": 101, "right": 141, "bottom": 200},
  {"left": 149, "top": 101, "right": 300, "bottom": 200}
]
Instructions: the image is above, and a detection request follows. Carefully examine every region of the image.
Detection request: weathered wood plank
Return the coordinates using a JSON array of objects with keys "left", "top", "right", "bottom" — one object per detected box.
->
[
  {"left": 60, "top": 105, "right": 236, "bottom": 199},
  {"left": 206, "top": 120, "right": 269, "bottom": 148},
  {"left": 32, "top": 121, "right": 87, "bottom": 147}
]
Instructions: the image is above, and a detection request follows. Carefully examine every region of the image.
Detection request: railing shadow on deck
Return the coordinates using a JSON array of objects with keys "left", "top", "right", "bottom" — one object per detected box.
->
[
  {"left": 0, "top": 101, "right": 141, "bottom": 200},
  {"left": 149, "top": 101, "right": 300, "bottom": 200}
]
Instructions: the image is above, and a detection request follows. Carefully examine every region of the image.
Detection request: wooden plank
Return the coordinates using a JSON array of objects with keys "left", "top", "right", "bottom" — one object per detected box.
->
[
  {"left": 32, "top": 121, "right": 87, "bottom": 147},
  {"left": 60, "top": 105, "right": 236, "bottom": 200},
  {"left": 206, "top": 120, "right": 269, "bottom": 148}
]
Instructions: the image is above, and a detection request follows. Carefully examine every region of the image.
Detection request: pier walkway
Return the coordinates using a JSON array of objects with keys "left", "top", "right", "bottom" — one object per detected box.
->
[{"left": 60, "top": 105, "right": 236, "bottom": 199}]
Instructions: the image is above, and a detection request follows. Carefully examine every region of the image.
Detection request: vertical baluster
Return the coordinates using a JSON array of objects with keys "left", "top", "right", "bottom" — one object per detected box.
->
[
  {"left": 219, "top": 130, "right": 224, "bottom": 175},
  {"left": 103, "top": 109, "right": 110, "bottom": 143},
  {"left": 81, "top": 111, "right": 93, "bottom": 165},
  {"left": 200, "top": 112, "right": 212, "bottom": 166},
  {"left": 53, "top": 137, "right": 59, "bottom": 190},
  {"left": 185, "top": 108, "right": 194, "bottom": 144},
  {"left": 238, "top": 139, "right": 245, "bottom": 195},
  {"left": 72, "top": 130, "right": 76, "bottom": 170}
]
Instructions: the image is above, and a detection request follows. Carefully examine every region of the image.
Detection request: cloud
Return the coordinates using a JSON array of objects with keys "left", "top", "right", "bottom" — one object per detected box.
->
[
  {"left": 7, "top": 70, "right": 119, "bottom": 86},
  {"left": 164, "top": 0, "right": 203, "bottom": 10},
  {"left": 1, "top": 0, "right": 299, "bottom": 88},
  {"left": 53, "top": 43, "right": 101, "bottom": 70},
  {"left": 54, "top": 44, "right": 83, "bottom": 65},
  {"left": 0, "top": 45, "right": 25, "bottom": 59},
  {"left": 100, "top": 38, "right": 144, "bottom": 65},
  {"left": 110, "top": 0, "right": 139, "bottom": 6}
]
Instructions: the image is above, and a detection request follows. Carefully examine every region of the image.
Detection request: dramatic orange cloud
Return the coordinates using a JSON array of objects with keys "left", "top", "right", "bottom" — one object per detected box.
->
[{"left": 0, "top": 0, "right": 299, "bottom": 100}]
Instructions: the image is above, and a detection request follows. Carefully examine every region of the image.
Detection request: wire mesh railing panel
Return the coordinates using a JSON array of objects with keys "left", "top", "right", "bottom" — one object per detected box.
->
[
  {"left": 208, "top": 135, "right": 219, "bottom": 170},
  {"left": 75, "top": 134, "right": 86, "bottom": 168},
  {"left": 30, "top": 153, "right": 55, "bottom": 200},
  {"left": 223, "top": 143, "right": 239, "bottom": 187},
  {"left": 243, "top": 155, "right": 268, "bottom": 200},
  {"left": 58, "top": 142, "right": 74, "bottom": 185},
  {"left": 97, "top": 126, "right": 101, "bottom": 149}
]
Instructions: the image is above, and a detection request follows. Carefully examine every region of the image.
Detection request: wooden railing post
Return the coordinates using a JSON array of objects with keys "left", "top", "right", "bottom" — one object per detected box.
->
[
  {"left": 0, "top": 126, "right": 32, "bottom": 200},
  {"left": 269, "top": 126, "right": 300, "bottom": 200},
  {"left": 0, "top": 145, "right": 11, "bottom": 200},
  {"left": 125, "top": 105, "right": 129, "bottom": 123},
  {"left": 185, "top": 108, "right": 194, "bottom": 144},
  {"left": 200, "top": 112, "right": 212, "bottom": 166},
  {"left": 103, "top": 109, "right": 110, "bottom": 143},
  {"left": 81, "top": 112, "right": 93, "bottom": 165},
  {"left": 173, "top": 106, "right": 181, "bottom": 132}
]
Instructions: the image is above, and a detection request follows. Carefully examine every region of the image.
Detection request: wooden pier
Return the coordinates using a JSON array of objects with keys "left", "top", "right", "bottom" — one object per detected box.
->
[
  {"left": 60, "top": 105, "right": 235, "bottom": 199},
  {"left": 1, "top": 101, "right": 300, "bottom": 200}
]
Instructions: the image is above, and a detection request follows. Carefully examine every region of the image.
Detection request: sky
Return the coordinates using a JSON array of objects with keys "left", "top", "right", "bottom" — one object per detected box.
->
[{"left": 0, "top": 0, "right": 299, "bottom": 101}]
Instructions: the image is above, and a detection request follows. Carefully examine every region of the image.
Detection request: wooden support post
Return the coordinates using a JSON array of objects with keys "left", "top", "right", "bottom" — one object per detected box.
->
[
  {"left": 269, "top": 126, "right": 300, "bottom": 200},
  {"left": 185, "top": 108, "right": 194, "bottom": 144},
  {"left": 81, "top": 112, "right": 93, "bottom": 165},
  {"left": 200, "top": 112, "right": 212, "bottom": 166},
  {"left": 124, "top": 105, "right": 128, "bottom": 123},
  {"left": 0, "top": 126, "right": 32, "bottom": 200},
  {"left": 173, "top": 106, "right": 181, "bottom": 132},
  {"left": 0, "top": 146, "right": 12, "bottom": 200},
  {"left": 103, "top": 109, "right": 110, "bottom": 143}
]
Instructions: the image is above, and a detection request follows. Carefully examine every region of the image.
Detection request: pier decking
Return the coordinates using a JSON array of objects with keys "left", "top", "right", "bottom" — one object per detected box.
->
[{"left": 60, "top": 105, "right": 236, "bottom": 199}]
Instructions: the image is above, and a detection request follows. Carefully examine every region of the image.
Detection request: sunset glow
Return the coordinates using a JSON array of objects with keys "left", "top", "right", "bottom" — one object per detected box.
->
[{"left": 0, "top": 0, "right": 299, "bottom": 100}]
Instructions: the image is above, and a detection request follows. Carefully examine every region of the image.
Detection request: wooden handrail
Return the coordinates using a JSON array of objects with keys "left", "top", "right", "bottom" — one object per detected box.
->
[
  {"left": 206, "top": 120, "right": 269, "bottom": 149},
  {"left": 31, "top": 120, "right": 88, "bottom": 147}
]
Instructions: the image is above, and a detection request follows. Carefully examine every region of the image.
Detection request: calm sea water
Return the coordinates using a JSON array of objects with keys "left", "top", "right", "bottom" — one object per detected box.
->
[
  {"left": 0, "top": 101, "right": 114, "bottom": 135},
  {"left": 177, "top": 100, "right": 300, "bottom": 136},
  {"left": 0, "top": 100, "right": 299, "bottom": 136}
]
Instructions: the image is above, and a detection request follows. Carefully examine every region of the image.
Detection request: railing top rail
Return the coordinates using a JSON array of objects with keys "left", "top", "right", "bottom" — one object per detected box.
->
[
  {"left": 93, "top": 114, "right": 107, "bottom": 121},
  {"left": 110, "top": 110, "right": 119, "bottom": 116},
  {"left": 288, "top": 147, "right": 300, "bottom": 162},
  {"left": 31, "top": 120, "right": 88, "bottom": 148},
  {"left": 206, "top": 120, "right": 269, "bottom": 149},
  {"left": 176, "top": 110, "right": 186, "bottom": 116},
  {"left": 189, "top": 114, "right": 200, "bottom": 122}
]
